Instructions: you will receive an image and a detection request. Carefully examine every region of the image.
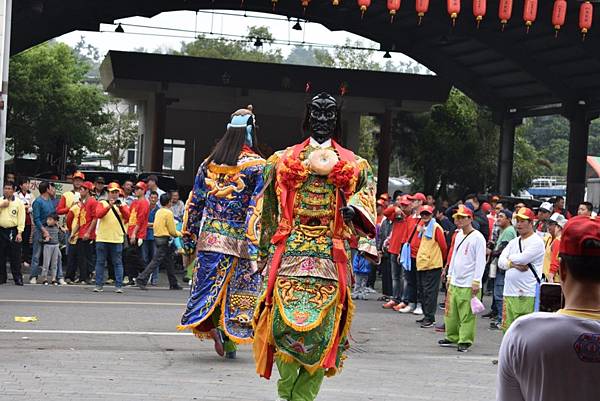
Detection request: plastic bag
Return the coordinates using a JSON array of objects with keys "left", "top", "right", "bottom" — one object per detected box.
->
[{"left": 470, "top": 297, "right": 485, "bottom": 314}]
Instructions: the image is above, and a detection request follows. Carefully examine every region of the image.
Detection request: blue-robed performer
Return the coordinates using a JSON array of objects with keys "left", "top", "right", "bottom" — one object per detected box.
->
[{"left": 178, "top": 106, "right": 266, "bottom": 359}]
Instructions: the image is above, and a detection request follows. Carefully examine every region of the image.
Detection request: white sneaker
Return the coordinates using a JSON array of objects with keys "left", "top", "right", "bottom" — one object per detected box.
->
[
  {"left": 413, "top": 304, "right": 424, "bottom": 315},
  {"left": 58, "top": 278, "right": 66, "bottom": 285},
  {"left": 399, "top": 303, "right": 415, "bottom": 313},
  {"left": 115, "top": 288, "right": 123, "bottom": 294},
  {"left": 365, "top": 287, "right": 376, "bottom": 294},
  {"left": 93, "top": 286, "right": 103, "bottom": 292},
  {"left": 29, "top": 277, "right": 37, "bottom": 285},
  {"left": 123, "top": 277, "right": 130, "bottom": 285}
]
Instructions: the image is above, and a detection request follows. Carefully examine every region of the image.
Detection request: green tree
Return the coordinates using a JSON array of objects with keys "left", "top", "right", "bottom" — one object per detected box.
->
[
  {"left": 95, "top": 98, "right": 138, "bottom": 171},
  {"left": 357, "top": 116, "right": 378, "bottom": 171},
  {"left": 176, "top": 26, "right": 283, "bottom": 63},
  {"left": 8, "top": 42, "right": 107, "bottom": 166},
  {"left": 313, "top": 39, "right": 382, "bottom": 71}
]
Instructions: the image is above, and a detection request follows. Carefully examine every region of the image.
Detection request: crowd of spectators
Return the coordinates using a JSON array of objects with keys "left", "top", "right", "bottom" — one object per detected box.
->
[
  {"left": 363, "top": 190, "right": 590, "bottom": 353},
  {"left": 0, "top": 173, "right": 186, "bottom": 292}
]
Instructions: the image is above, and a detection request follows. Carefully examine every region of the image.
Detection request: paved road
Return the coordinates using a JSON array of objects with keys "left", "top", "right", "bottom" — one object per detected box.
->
[{"left": 0, "top": 282, "right": 501, "bottom": 401}]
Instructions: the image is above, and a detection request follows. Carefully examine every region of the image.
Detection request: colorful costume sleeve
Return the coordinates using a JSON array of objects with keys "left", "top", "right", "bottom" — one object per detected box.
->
[
  {"left": 347, "top": 159, "right": 377, "bottom": 238},
  {"left": 244, "top": 162, "right": 266, "bottom": 261},
  {"left": 182, "top": 164, "right": 208, "bottom": 251},
  {"left": 257, "top": 152, "right": 281, "bottom": 259}
]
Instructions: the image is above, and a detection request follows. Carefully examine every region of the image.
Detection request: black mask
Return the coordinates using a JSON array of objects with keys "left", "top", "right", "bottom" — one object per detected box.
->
[{"left": 308, "top": 93, "right": 337, "bottom": 144}]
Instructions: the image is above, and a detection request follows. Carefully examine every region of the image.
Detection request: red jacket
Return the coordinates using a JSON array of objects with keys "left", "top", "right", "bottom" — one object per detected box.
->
[
  {"left": 383, "top": 206, "right": 407, "bottom": 255},
  {"left": 78, "top": 197, "right": 98, "bottom": 240},
  {"left": 127, "top": 198, "right": 150, "bottom": 239}
]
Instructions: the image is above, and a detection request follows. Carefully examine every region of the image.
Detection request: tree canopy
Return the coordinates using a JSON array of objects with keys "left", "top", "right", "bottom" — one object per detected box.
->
[{"left": 8, "top": 42, "right": 107, "bottom": 166}]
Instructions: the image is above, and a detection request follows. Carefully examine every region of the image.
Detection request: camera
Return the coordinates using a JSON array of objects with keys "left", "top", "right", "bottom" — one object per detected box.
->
[{"left": 114, "top": 199, "right": 122, "bottom": 206}]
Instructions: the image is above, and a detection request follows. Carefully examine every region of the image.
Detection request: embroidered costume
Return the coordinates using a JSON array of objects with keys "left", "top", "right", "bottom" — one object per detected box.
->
[
  {"left": 178, "top": 114, "right": 266, "bottom": 353},
  {"left": 253, "top": 135, "right": 376, "bottom": 399}
]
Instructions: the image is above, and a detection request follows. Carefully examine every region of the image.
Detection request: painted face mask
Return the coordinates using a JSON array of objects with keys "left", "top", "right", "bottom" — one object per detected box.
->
[{"left": 308, "top": 92, "right": 337, "bottom": 144}]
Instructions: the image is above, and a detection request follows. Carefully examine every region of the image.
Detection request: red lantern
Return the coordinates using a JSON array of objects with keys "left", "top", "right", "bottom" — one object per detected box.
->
[
  {"left": 301, "top": 0, "right": 310, "bottom": 14},
  {"left": 388, "top": 0, "right": 401, "bottom": 23},
  {"left": 473, "top": 0, "right": 487, "bottom": 28},
  {"left": 580, "top": 1, "right": 593, "bottom": 41},
  {"left": 447, "top": 0, "right": 460, "bottom": 26},
  {"left": 523, "top": 0, "right": 538, "bottom": 33},
  {"left": 416, "top": 0, "right": 430, "bottom": 25},
  {"left": 551, "top": 0, "right": 567, "bottom": 38},
  {"left": 358, "top": 0, "right": 371, "bottom": 18},
  {"left": 498, "top": 0, "right": 513, "bottom": 31}
]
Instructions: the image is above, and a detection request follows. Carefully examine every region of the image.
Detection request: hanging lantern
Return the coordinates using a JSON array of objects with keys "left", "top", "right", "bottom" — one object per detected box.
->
[
  {"left": 551, "top": 0, "right": 567, "bottom": 38},
  {"left": 301, "top": 0, "right": 310, "bottom": 14},
  {"left": 416, "top": 0, "right": 430, "bottom": 25},
  {"left": 387, "top": 0, "right": 401, "bottom": 23},
  {"left": 523, "top": 0, "right": 538, "bottom": 33},
  {"left": 447, "top": 0, "right": 461, "bottom": 27},
  {"left": 358, "top": 0, "right": 371, "bottom": 18},
  {"left": 473, "top": 0, "right": 487, "bottom": 28},
  {"left": 332, "top": 0, "right": 340, "bottom": 6},
  {"left": 580, "top": 1, "right": 593, "bottom": 41},
  {"left": 271, "top": 0, "right": 278, "bottom": 11},
  {"left": 498, "top": 0, "right": 513, "bottom": 31}
]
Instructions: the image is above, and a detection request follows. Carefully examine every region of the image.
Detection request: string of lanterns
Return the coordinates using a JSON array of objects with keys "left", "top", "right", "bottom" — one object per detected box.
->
[{"left": 280, "top": 0, "right": 594, "bottom": 40}]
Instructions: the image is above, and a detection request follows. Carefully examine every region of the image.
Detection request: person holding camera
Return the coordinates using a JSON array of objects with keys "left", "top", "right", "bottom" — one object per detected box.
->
[
  {"left": 498, "top": 207, "right": 545, "bottom": 332},
  {"left": 93, "top": 182, "right": 130, "bottom": 293},
  {"left": 497, "top": 215, "right": 600, "bottom": 401}
]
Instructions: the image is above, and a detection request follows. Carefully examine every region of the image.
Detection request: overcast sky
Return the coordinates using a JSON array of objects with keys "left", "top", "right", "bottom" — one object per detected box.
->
[{"left": 56, "top": 10, "right": 413, "bottom": 63}]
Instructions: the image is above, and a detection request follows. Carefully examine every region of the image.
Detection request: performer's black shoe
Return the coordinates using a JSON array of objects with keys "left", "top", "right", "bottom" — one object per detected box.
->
[
  {"left": 225, "top": 351, "right": 236, "bottom": 359},
  {"left": 438, "top": 339, "right": 456, "bottom": 348},
  {"left": 457, "top": 343, "right": 471, "bottom": 353},
  {"left": 136, "top": 280, "right": 148, "bottom": 290},
  {"left": 169, "top": 285, "right": 183, "bottom": 290}
]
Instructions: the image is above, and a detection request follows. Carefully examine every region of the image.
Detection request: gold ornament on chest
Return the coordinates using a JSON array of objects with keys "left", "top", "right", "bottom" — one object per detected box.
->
[{"left": 204, "top": 167, "right": 246, "bottom": 199}]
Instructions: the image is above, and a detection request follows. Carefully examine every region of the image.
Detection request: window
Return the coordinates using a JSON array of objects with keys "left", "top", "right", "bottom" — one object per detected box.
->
[
  {"left": 126, "top": 149, "right": 136, "bottom": 166},
  {"left": 163, "top": 138, "right": 185, "bottom": 171}
]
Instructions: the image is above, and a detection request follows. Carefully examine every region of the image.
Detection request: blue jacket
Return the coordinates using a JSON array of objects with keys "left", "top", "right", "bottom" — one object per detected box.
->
[
  {"left": 353, "top": 252, "right": 373, "bottom": 275},
  {"left": 32, "top": 196, "right": 57, "bottom": 231}
]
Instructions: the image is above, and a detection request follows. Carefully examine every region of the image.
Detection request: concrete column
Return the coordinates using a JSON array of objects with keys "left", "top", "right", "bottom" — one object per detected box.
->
[
  {"left": 149, "top": 93, "right": 166, "bottom": 172},
  {"left": 497, "top": 117, "right": 520, "bottom": 195},
  {"left": 377, "top": 110, "right": 392, "bottom": 197},
  {"left": 566, "top": 105, "right": 590, "bottom": 215}
]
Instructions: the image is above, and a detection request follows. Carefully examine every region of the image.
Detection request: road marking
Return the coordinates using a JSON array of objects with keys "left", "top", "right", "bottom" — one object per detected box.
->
[
  {"left": 0, "top": 299, "right": 186, "bottom": 306},
  {"left": 0, "top": 329, "right": 193, "bottom": 336}
]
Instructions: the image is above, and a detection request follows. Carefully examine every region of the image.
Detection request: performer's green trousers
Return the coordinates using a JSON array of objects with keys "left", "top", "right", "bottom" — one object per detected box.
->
[
  {"left": 444, "top": 285, "right": 480, "bottom": 346},
  {"left": 502, "top": 296, "right": 535, "bottom": 333},
  {"left": 276, "top": 358, "right": 325, "bottom": 401}
]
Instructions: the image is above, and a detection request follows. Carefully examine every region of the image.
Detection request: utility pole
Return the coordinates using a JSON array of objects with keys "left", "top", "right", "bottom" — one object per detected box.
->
[{"left": 0, "top": 0, "right": 13, "bottom": 190}]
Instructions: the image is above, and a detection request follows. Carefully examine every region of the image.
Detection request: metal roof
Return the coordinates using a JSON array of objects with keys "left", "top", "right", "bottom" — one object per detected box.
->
[{"left": 12, "top": 0, "right": 600, "bottom": 118}]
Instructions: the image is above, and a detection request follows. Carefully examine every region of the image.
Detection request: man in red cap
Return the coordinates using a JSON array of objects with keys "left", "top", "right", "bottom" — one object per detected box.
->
[
  {"left": 72, "top": 181, "right": 98, "bottom": 284},
  {"left": 497, "top": 215, "right": 600, "bottom": 401},
  {"left": 439, "top": 205, "right": 487, "bottom": 352},
  {"left": 497, "top": 207, "right": 545, "bottom": 332},
  {"left": 124, "top": 181, "right": 150, "bottom": 284},
  {"left": 93, "top": 182, "right": 130, "bottom": 292},
  {"left": 415, "top": 205, "right": 447, "bottom": 328},
  {"left": 56, "top": 171, "right": 84, "bottom": 215},
  {"left": 382, "top": 194, "right": 413, "bottom": 310}
]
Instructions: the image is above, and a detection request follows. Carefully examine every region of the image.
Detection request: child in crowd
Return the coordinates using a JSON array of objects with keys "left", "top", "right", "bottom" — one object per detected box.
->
[
  {"left": 352, "top": 238, "right": 380, "bottom": 300},
  {"left": 40, "top": 213, "right": 65, "bottom": 285}
]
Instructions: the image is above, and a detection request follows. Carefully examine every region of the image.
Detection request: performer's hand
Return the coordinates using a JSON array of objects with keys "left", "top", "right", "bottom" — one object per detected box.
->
[
  {"left": 471, "top": 283, "right": 480, "bottom": 297},
  {"left": 513, "top": 263, "right": 529, "bottom": 272},
  {"left": 15, "top": 233, "right": 22, "bottom": 243},
  {"left": 340, "top": 206, "right": 355, "bottom": 222}
]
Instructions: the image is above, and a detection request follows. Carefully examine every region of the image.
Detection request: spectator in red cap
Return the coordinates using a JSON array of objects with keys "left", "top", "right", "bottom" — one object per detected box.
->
[
  {"left": 438, "top": 205, "right": 487, "bottom": 352},
  {"left": 124, "top": 181, "right": 150, "bottom": 284},
  {"left": 498, "top": 207, "right": 545, "bottom": 332},
  {"left": 72, "top": 181, "right": 98, "bottom": 283},
  {"left": 497, "top": 215, "right": 600, "bottom": 401},
  {"left": 381, "top": 194, "right": 412, "bottom": 310},
  {"left": 415, "top": 205, "right": 447, "bottom": 328}
]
